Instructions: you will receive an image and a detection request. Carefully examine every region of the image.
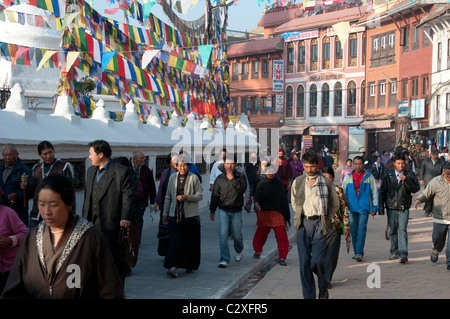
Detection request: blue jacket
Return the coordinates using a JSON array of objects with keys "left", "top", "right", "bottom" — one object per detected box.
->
[
  {"left": 342, "top": 170, "right": 378, "bottom": 214},
  {"left": 0, "top": 158, "right": 33, "bottom": 214}
]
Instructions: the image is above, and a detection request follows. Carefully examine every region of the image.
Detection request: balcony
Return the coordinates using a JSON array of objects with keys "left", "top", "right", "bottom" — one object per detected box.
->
[
  {"left": 335, "top": 57, "right": 342, "bottom": 69},
  {"left": 322, "top": 59, "right": 330, "bottom": 70},
  {"left": 348, "top": 56, "right": 358, "bottom": 67},
  {"left": 310, "top": 61, "right": 318, "bottom": 71}
]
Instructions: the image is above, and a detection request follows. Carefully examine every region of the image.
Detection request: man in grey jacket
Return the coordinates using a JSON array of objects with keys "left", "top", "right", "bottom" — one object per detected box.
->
[
  {"left": 414, "top": 161, "right": 450, "bottom": 270},
  {"left": 419, "top": 149, "right": 445, "bottom": 217}
]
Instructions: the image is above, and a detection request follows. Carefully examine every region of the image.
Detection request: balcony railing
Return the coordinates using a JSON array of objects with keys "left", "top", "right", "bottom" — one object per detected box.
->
[
  {"left": 348, "top": 56, "right": 357, "bottom": 67},
  {"left": 335, "top": 57, "right": 342, "bottom": 69}
]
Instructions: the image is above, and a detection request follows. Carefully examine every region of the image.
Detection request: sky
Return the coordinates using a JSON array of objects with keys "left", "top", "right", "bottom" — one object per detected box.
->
[{"left": 96, "top": 0, "right": 267, "bottom": 33}]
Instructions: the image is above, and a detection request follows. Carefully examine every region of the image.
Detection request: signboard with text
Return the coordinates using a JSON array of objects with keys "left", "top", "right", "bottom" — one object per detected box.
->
[
  {"left": 303, "top": 135, "right": 313, "bottom": 148},
  {"left": 398, "top": 100, "right": 410, "bottom": 117},
  {"left": 272, "top": 60, "right": 284, "bottom": 92},
  {"left": 283, "top": 29, "right": 319, "bottom": 42},
  {"left": 411, "top": 99, "right": 425, "bottom": 118}
]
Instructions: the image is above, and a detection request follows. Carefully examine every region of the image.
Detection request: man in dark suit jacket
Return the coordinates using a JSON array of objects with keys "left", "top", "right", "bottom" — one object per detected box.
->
[{"left": 82, "top": 140, "right": 134, "bottom": 284}]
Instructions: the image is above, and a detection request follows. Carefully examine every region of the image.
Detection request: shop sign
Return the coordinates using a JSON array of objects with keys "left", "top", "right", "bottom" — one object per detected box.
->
[
  {"left": 303, "top": 135, "right": 313, "bottom": 148},
  {"left": 275, "top": 94, "right": 283, "bottom": 112},
  {"left": 309, "top": 126, "right": 338, "bottom": 135},
  {"left": 282, "top": 29, "right": 319, "bottom": 42},
  {"left": 265, "top": 97, "right": 272, "bottom": 110},
  {"left": 398, "top": 100, "right": 410, "bottom": 117},
  {"left": 411, "top": 99, "right": 425, "bottom": 118},
  {"left": 272, "top": 60, "right": 284, "bottom": 92}
]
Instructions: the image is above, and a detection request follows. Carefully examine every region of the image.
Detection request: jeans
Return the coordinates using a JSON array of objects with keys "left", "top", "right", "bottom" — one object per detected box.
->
[
  {"left": 349, "top": 211, "right": 370, "bottom": 256},
  {"left": 432, "top": 222, "right": 450, "bottom": 265},
  {"left": 218, "top": 209, "right": 244, "bottom": 263},
  {"left": 387, "top": 209, "right": 409, "bottom": 257},
  {"left": 325, "top": 230, "right": 342, "bottom": 283}
]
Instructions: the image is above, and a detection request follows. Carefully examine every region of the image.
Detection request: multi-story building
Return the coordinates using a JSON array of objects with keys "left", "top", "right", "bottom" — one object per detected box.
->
[
  {"left": 273, "top": 5, "right": 370, "bottom": 166},
  {"left": 359, "top": 0, "right": 446, "bottom": 154},
  {"left": 417, "top": 4, "right": 450, "bottom": 152},
  {"left": 227, "top": 2, "right": 303, "bottom": 147}
]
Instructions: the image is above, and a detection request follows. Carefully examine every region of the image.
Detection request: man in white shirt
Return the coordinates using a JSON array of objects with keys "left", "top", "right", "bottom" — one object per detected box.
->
[{"left": 209, "top": 148, "right": 227, "bottom": 191}]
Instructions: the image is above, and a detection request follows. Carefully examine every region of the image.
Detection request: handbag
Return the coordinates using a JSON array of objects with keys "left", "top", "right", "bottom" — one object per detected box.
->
[{"left": 118, "top": 224, "right": 140, "bottom": 268}]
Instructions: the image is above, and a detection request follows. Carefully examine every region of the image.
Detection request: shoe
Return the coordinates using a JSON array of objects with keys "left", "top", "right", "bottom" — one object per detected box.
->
[
  {"left": 431, "top": 250, "right": 439, "bottom": 263},
  {"left": 399, "top": 256, "right": 408, "bottom": 264},
  {"left": 447, "top": 265, "right": 450, "bottom": 271},
  {"left": 253, "top": 252, "right": 261, "bottom": 259},
  {"left": 218, "top": 261, "right": 229, "bottom": 268},
  {"left": 318, "top": 288, "right": 329, "bottom": 299},
  {"left": 355, "top": 254, "right": 363, "bottom": 262},
  {"left": 167, "top": 267, "right": 178, "bottom": 278},
  {"left": 389, "top": 253, "right": 399, "bottom": 260},
  {"left": 277, "top": 259, "right": 287, "bottom": 266},
  {"left": 235, "top": 252, "right": 243, "bottom": 262},
  {"left": 424, "top": 211, "right": 432, "bottom": 217}
]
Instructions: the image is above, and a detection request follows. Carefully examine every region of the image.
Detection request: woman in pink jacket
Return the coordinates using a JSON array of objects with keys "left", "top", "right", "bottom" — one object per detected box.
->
[{"left": 0, "top": 188, "right": 28, "bottom": 294}]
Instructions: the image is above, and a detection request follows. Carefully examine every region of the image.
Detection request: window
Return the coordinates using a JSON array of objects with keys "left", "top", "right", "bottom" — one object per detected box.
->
[
  {"left": 391, "top": 79, "right": 397, "bottom": 94},
  {"left": 422, "top": 76, "right": 429, "bottom": 95},
  {"left": 347, "top": 81, "right": 357, "bottom": 116},
  {"left": 251, "top": 60, "right": 259, "bottom": 79},
  {"left": 402, "top": 79, "right": 408, "bottom": 99},
  {"left": 309, "top": 84, "right": 317, "bottom": 117},
  {"left": 322, "top": 83, "right": 330, "bottom": 117},
  {"left": 447, "top": 93, "right": 450, "bottom": 111},
  {"left": 334, "top": 82, "right": 342, "bottom": 116},
  {"left": 412, "top": 77, "right": 419, "bottom": 97},
  {"left": 369, "top": 83, "right": 376, "bottom": 96},
  {"left": 287, "top": 42, "right": 295, "bottom": 73},
  {"left": 423, "top": 27, "right": 431, "bottom": 48},
  {"left": 296, "top": 85, "right": 305, "bottom": 118},
  {"left": 335, "top": 37, "right": 343, "bottom": 68},
  {"left": 286, "top": 86, "right": 294, "bottom": 118},
  {"left": 381, "top": 36, "right": 387, "bottom": 50},
  {"left": 380, "top": 82, "right": 386, "bottom": 95},
  {"left": 298, "top": 41, "right": 306, "bottom": 72},
  {"left": 373, "top": 38, "right": 379, "bottom": 52},
  {"left": 389, "top": 33, "right": 395, "bottom": 48},
  {"left": 348, "top": 34, "right": 358, "bottom": 67},
  {"left": 401, "top": 26, "right": 409, "bottom": 53},
  {"left": 241, "top": 62, "right": 249, "bottom": 80},
  {"left": 262, "top": 59, "right": 270, "bottom": 78},
  {"left": 361, "top": 80, "right": 366, "bottom": 113},
  {"left": 412, "top": 25, "right": 420, "bottom": 51},
  {"left": 436, "top": 95, "right": 441, "bottom": 124},
  {"left": 232, "top": 63, "right": 239, "bottom": 81},
  {"left": 250, "top": 96, "right": 258, "bottom": 115},
  {"left": 230, "top": 97, "right": 239, "bottom": 116},
  {"left": 322, "top": 37, "right": 330, "bottom": 70},
  {"left": 437, "top": 42, "right": 442, "bottom": 70},
  {"left": 310, "top": 39, "right": 318, "bottom": 71}
]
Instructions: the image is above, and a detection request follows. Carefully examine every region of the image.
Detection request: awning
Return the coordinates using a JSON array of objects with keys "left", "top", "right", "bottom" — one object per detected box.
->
[
  {"left": 409, "top": 124, "right": 450, "bottom": 132},
  {"left": 360, "top": 120, "right": 392, "bottom": 130},
  {"left": 279, "top": 125, "right": 309, "bottom": 136}
]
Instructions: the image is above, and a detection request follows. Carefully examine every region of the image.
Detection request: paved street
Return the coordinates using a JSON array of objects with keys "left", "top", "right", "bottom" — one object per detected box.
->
[
  {"left": 123, "top": 205, "right": 297, "bottom": 299},
  {"left": 245, "top": 193, "right": 450, "bottom": 299}
]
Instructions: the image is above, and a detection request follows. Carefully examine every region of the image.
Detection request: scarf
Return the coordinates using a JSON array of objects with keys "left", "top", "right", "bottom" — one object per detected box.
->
[{"left": 307, "top": 174, "right": 329, "bottom": 216}]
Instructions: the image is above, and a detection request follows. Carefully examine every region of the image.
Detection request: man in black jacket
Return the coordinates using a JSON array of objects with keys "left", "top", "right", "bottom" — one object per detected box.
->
[
  {"left": 210, "top": 154, "right": 247, "bottom": 268},
  {"left": 379, "top": 152, "right": 420, "bottom": 264}
]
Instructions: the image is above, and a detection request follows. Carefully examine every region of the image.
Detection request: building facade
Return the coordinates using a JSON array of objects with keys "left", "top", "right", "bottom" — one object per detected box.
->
[
  {"left": 274, "top": 5, "right": 370, "bottom": 166},
  {"left": 359, "top": 0, "right": 447, "bottom": 155},
  {"left": 417, "top": 4, "right": 450, "bottom": 153}
]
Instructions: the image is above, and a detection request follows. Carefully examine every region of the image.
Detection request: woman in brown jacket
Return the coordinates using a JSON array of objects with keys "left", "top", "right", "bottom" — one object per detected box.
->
[{"left": 1, "top": 174, "right": 124, "bottom": 299}]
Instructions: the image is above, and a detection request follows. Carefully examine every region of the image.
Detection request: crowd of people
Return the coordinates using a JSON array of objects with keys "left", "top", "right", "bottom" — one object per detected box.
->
[{"left": 0, "top": 140, "right": 449, "bottom": 299}]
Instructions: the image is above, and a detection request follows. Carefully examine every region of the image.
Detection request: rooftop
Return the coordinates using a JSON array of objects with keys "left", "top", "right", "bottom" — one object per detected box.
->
[{"left": 275, "top": 5, "right": 369, "bottom": 34}]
